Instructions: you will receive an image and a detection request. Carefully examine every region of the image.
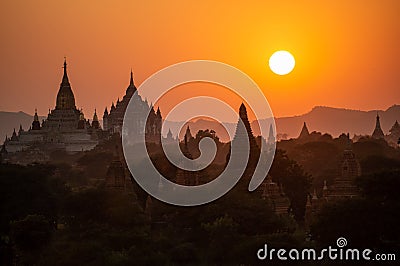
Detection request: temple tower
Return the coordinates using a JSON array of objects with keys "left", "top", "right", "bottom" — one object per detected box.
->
[
  {"left": 56, "top": 59, "right": 76, "bottom": 110},
  {"left": 32, "top": 109, "right": 41, "bottom": 130},
  {"left": 298, "top": 122, "right": 310, "bottom": 139},
  {"left": 92, "top": 109, "right": 100, "bottom": 129},
  {"left": 372, "top": 113, "right": 385, "bottom": 139}
]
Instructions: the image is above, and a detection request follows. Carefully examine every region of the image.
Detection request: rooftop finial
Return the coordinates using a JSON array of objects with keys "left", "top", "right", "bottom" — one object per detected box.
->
[
  {"left": 372, "top": 111, "right": 384, "bottom": 139},
  {"left": 239, "top": 102, "right": 248, "bottom": 119},
  {"left": 63, "top": 57, "right": 67, "bottom": 73},
  {"left": 34, "top": 108, "right": 39, "bottom": 121},
  {"left": 93, "top": 108, "right": 99, "bottom": 122},
  {"left": 130, "top": 68, "right": 134, "bottom": 86},
  {"left": 126, "top": 68, "right": 136, "bottom": 94},
  {"left": 61, "top": 57, "right": 69, "bottom": 85}
]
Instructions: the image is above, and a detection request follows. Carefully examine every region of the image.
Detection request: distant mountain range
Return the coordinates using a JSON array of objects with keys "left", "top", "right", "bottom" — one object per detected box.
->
[
  {"left": 1, "top": 105, "right": 400, "bottom": 143},
  {"left": 164, "top": 105, "right": 400, "bottom": 142},
  {"left": 0, "top": 111, "right": 46, "bottom": 142},
  {"left": 271, "top": 104, "right": 400, "bottom": 138}
]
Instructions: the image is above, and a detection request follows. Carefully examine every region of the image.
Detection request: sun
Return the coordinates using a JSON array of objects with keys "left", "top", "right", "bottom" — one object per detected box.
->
[{"left": 269, "top": 50, "right": 295, "bottom": 75}]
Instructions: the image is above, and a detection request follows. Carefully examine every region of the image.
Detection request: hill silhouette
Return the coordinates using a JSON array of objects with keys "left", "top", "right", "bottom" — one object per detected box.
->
[
  {"left": 268, "top": 105, "right": 400, "bottom": 139},
  {"left": 0, "top": 111, "right": 46, "bottom": 142},
  {"left": 2, "top": 105, "right": 400, "bottom": 143},
  {"left": 164, "top": 105, "right": 400, "bottom": 142}
]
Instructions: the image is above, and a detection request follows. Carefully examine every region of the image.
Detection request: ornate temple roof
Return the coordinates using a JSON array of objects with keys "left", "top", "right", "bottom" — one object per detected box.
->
[
  {"left": 126, "top": 69, "right": 137, "bottom": 96},
  {"left": 56, "top": 58, "right": 76, "bottom": 110},
  {"left": 371, "top": 113, "right": 385, "bottom": 139}
]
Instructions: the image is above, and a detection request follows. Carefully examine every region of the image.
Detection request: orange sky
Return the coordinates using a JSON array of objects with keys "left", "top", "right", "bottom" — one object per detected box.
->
[{"left": 0, "top": 0, "right": 399, "bottom": 121}]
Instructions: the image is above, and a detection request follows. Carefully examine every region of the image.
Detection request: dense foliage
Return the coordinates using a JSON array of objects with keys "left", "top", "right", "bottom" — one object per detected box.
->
[{"left": 0, "top": 135, "right": 399, "bottom": 265}]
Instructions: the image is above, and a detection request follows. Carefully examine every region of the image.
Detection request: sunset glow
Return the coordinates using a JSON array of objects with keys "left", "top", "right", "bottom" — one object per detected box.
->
[
  {"left": 0, "top": 1, "right": 399, "bottom": 119},
  {"left": 1, "top": 2, "right": 399, "bottom": 263}
]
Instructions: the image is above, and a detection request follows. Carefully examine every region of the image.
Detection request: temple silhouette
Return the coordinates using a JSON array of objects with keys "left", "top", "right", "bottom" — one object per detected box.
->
[
  {"left": 2, "top": 59, "right": 101, "bottom": 163},
  {"left": 1, "top": 60, "right": 166, "bottom": 164},
  {"left": 372, "top": 113, "right": 385, "bottom": 139},
  {"left": 102, "top": 70, "right": 162, "bottom": 143}
]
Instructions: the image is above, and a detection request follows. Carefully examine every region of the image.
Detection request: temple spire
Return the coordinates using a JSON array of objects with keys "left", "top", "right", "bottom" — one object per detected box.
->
[
  {"left": 185, "top": 125, "right": 192, "bottom": 140},
  {"left": 62, "top": 57, "right": 69, "bottom": 85},
  {"left": 345, "top": 133, "right": 352, "bottom": 150},
  {"left": 268, "top": 124, "right": 275, "bottom": 143},
  {"left": 130, "top": 68, "right": 134, "bottom": 86},
  {"left": 182, "top": 132, "right": 192, "bottom": 159},
  {"left": 11, "top": 128, "right": 18, "bottom": 141},
  {"left": 92, "top": 109, "right": 100, "bottom": 129},
  {"left": 34, "top": 108, "right": 39, "bottom": 121},
  {"left": 56, "top": 58, "right": 76, "bottom": 110},
  {"left": 237, "top": 103, "right": 255, "bottom": 139},
  {"left": 93, "top": 109, "right": 98, "bottom": 121},
  {"left": 372, "top": 112, "right": 384, "bottom": 139},
  {"left": 32, "top": 108, "right": 41, "bottom": 130},
  {"left": 298, "top": 122, "right": 310, "bottom": 139},
  {"left": 126, "top": 68, "right": 137, "bottom": 95}
]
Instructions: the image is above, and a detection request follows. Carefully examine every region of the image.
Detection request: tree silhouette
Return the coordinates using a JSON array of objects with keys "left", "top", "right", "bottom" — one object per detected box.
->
[{"left": 269, "top": 149, "right": 312, "bottom": 224}]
